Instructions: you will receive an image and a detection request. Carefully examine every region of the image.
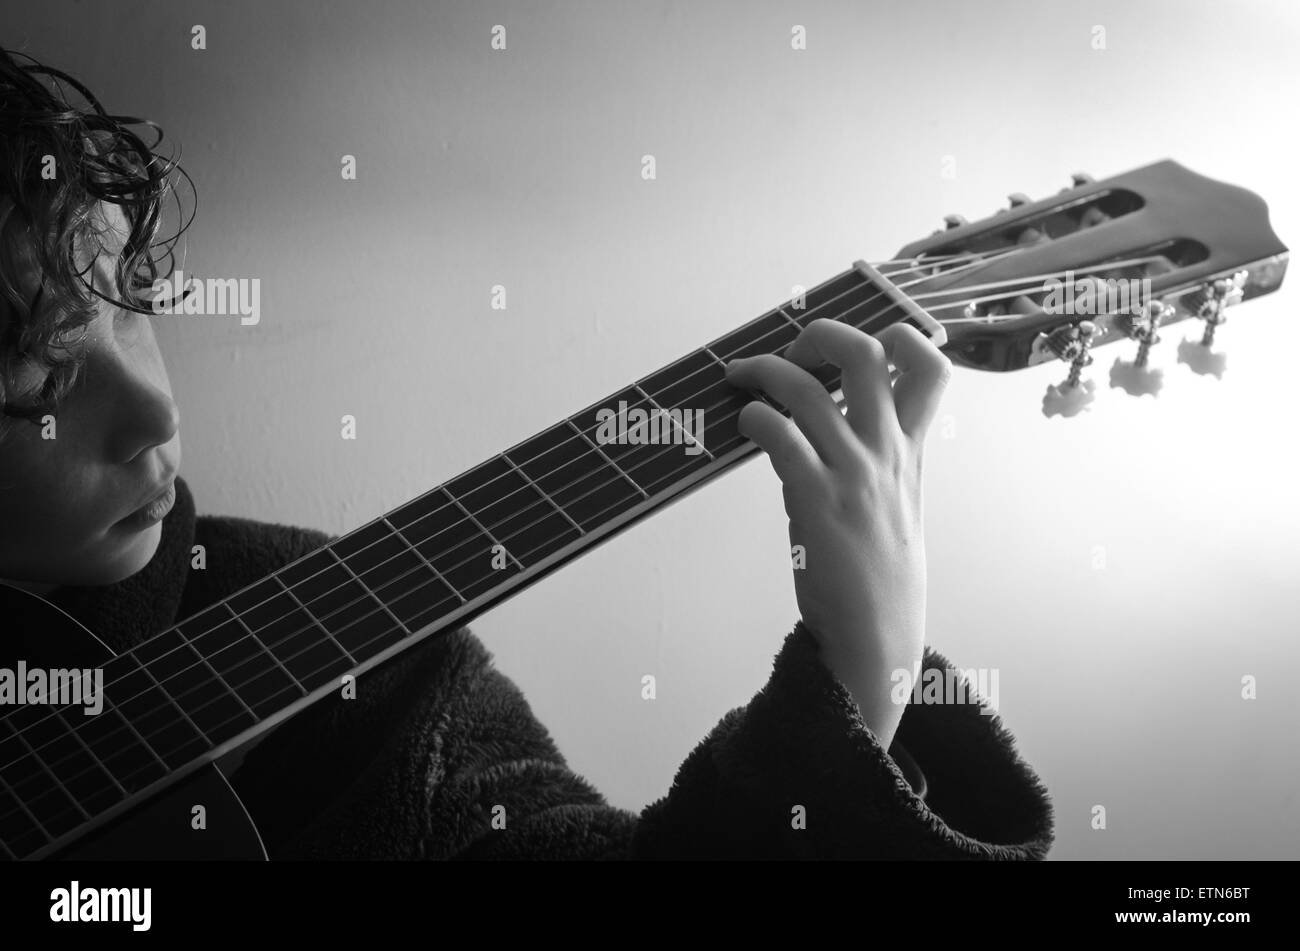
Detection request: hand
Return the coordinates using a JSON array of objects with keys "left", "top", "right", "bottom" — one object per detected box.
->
[{"left": 725, "top": 318, "right": 951, "bottom": 749}]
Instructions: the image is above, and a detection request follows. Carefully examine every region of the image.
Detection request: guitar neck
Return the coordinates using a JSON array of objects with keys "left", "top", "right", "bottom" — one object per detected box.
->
[{"left": 17, "top": 258, "right": 943, "bottom": 859}]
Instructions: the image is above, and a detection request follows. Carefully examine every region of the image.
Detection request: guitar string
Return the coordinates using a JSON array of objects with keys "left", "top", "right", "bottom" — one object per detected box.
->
[
  {"left": 0, "top": 261, "right": 1200, "bottom": 846},
  {"left": 0, "top": 246, "right": 1171, "bottom": 801},
  {"left": 0, "top": 249, "right": 1033, "bottom": 835},
  {"left": 0, "top": 247, "right": 1176, "bottom": 825},
  {"left": 0, "top": 243, "right": 1056, "bottom": 761},
  {"left": 0, "top": 250, "right": 1183, "bottom": 834}
]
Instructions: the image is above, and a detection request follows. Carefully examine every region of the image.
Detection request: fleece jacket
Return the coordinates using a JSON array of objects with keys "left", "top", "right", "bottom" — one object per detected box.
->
[{"left": 46, "top": 476, "right": 1055, "bottom": 859}]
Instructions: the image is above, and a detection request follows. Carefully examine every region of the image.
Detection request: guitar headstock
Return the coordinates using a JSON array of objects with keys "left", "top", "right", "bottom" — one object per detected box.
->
[{"left": 890, "top": 160, "right": 1288, "bottom": 414}]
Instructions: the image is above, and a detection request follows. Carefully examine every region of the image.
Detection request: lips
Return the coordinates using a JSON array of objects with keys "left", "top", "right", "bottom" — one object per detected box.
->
[{"left": 120, "top": 476, "right": 177, "bottom": 525}]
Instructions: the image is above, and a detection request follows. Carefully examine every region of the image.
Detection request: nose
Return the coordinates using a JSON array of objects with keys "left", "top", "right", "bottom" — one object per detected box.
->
[{"left": 99, "top": 353, "right": 181, "bottom": 467}]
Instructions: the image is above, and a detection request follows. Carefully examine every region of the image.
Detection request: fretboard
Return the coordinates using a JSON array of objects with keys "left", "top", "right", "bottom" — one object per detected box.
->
[{"left": 1, "top": 258, "right": 945, "bottom": 859}]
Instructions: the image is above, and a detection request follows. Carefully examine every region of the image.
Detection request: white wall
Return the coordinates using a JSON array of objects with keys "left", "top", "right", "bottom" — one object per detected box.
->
[{"left": 7, "top": 0, "right": 1298, "bottom": 858}]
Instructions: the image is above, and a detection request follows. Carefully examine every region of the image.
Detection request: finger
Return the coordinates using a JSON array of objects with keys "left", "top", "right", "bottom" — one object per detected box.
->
[
  {"left": 874, "top": 322, "right": 953, "bottom": 439},
  {"left": 726, "top": 354, "right": 857, "bottom": 470},
  {"left": 782, "top": 317, "right": 897, "bottom": 445},
  {"left": 736, "top": 399, "right": 823, "bottom": 485}
]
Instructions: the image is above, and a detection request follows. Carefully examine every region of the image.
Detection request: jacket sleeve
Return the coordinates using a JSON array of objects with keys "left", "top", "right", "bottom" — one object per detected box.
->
[{"left": 229, "top": 608, "right": 1054, "bottom": 860}]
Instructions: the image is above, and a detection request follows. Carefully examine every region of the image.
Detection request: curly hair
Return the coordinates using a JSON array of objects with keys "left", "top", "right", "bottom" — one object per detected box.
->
[{"left": 0, "top": 45, "right": 194, "bottom": 432}]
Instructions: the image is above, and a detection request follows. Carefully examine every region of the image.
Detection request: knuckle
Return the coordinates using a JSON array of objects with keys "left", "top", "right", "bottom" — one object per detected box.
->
[{"left": 850, "top": 332, "right": 885, "bottom": 364}]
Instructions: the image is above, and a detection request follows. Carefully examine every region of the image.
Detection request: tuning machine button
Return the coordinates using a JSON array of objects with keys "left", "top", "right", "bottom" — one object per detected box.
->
[
  {"left": 1116, "top": 300, "right": 1170, "bottom": 368},
  {"left": 1109, "top": 301, "right": 1171, "bottom": 397},
  {"left": 1185, "top": 270, "right": 1248, "bottom": 347},
  {"left": 1175, "top": 270, "right": 1246, "bottom": 379},
  {"left": 1041, "top": 320, "right": 1099, "bottom": 417},
  {"left": 1045, "top": 320, "right": 1097, "bottom": 386},
  {"left": 944, "top": 214, "right": 968, "bottom": 230},
  {"left": 1071, "top": 172, "right": 1095, "bottom": 187},
  {"left": 1007, "top": 192, "right": 1032, "bottom": 208}
]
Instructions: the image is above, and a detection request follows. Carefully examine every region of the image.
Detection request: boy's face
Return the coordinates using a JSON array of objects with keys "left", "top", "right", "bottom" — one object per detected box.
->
[{"left": 0, "top": 201, "right": 182, "bottom": 593}]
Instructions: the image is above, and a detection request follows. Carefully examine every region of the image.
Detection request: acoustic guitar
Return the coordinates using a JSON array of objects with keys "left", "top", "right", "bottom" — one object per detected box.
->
[{"left": 0, "top": 159, "right": 1287, "bottom": 860}]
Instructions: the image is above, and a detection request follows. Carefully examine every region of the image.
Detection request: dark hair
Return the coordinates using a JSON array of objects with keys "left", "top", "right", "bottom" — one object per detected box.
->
[{"left": 0, "top": 45, "right": 194, "bottom": 429}]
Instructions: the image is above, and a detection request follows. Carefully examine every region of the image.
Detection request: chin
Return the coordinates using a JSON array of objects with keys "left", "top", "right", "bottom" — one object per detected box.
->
[{"left": 95, "top": 519, "right": 164, "bottom": 585}]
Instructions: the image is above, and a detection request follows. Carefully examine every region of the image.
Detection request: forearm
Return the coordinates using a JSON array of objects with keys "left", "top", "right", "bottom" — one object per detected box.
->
[{"left": 807, "top": 589, "right": 927, "bottom": 752}]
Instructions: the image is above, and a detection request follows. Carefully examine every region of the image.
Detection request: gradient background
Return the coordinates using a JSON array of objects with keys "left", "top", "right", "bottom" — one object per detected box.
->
[{"left": 4, "top": 0, "right": 1297, "bottom": 859}]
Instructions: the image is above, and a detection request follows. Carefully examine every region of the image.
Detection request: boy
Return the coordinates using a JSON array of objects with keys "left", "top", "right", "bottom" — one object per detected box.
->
[{"left": 0, "top": 46, "right": 1053, "bottom": 859}]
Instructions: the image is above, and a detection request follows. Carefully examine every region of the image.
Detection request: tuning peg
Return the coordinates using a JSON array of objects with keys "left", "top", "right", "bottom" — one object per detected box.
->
[
  {"left": 1079, "top": 206, "right": 1110, "bottom": 228},
  {"left": 1034, "top": 323, "right": 1097, "bottom": 415},
  {"left": 943, "top": 214, "right": 967, "bottom": 230},
  {"left": 1119, "top": 300, "right": 1171, "bottom": 368},
  {"left": 1040, "top": 320, "right": 1099, "bottom": 417},
  {"left": 1071, "top": 172, "right": 1095, "bottom": 187},
  {"left": 1174, "top": 271, "right": 1246, "bottom": 379},
  {"left": 1055, "top": 320, "right": 1097, "bottom": 388},
  {"left": 1109, "top": 300, "right": 1171, "bottom": 397},
  {"left": 1007, "top": 192, "right": 1032, "bottom": 208},
  {"left": 1184, "top": 270, "right": 1248, "bottom": 347}
]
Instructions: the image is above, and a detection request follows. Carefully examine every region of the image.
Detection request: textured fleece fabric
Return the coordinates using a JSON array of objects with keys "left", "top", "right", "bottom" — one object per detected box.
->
[{"left": 47, "top": 476, "right": 1055, "bottom": 859}]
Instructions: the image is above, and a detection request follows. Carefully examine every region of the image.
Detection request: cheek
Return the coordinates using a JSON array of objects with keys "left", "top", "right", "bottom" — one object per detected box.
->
[{"left": 0, "top": 429, "right": 114, "bottom": 545}]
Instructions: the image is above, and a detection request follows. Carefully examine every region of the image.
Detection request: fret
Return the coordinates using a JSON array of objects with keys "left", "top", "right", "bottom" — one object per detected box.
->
[
  {"left": 108, "top": 642, "right": 210, "bottom": 770},
  {"left": 178, "top": 605, "right": 302, "bottom": 719},
  {"left": 776, "top": 305, "right": 804, "bottom": 333},
  {"left": 812, "top": 277, "right": 882, "bottom": 329},
  {"left": 273, "top": 575, "right": 357, "bottom": 666},
  {"left": 331, "top": 518, "right": 460, "bottom": 639},
  {"left": 709, "top": 322, "right": 843, "bottom": 414},
  {"left": 509, "top": 422, "right": 643, "bottom": 532},
  {"left": 130, "top": 647, "right": 213, "bottom": 766},
  {"left": 789, "top": 267, "right": 869, "bottom": 321},
  {"left": 0, "top": 706, "right": 86, "bottom": 839},
  {"left": 414, "top": 485, "right": 521, "bottom": 599},
  {"left": 388, "top": 487, "right": 455, "bottom": 536},
  {"left": 632, "top": 383, "right": 714, "bottom": 461},
  {"left": 0, "top": 667, "right": 128, "bottom": 822},
  {"left": 441, "top": 485, "right": 524, "bottom": 570},
  {"left": 500, "top": 451, "right": 585, "bottom": 537},
  {"left": 220, "top": 600, "right": 310, "bottom": 708},
  {"left": 574, "top": 384, "right": 710, "bottom": 499},
  {"left": 660, "top": 346, "right": 748, "bottom": 456},
  {"left": 276, "top": 548, "right": 407, "bottom": 663},
  {"left": 49, "top": 697, "right": 130, "bottom": 804},
  {"left": 382, "top": 516, "right": 466, "bottom": 603},
  {"left": 320, "top": 540, "right": 411, "bottom": 659},
  {"left": 376, "top": 516, "right": 468, "bottom": 631},
  {"left": 565, "top": 415, "right": 649, "bottom": 500},
  {"left": 168, "top": 625, "right": 259, "bottom": 746},
  {"left": 581, "top": 384, "right": 712, "bottom": 496},
  {"left": 396, "top": 485, "right": 510, "bottom": 605},
  {"left": 49, "top": 696, "right": 128, "bottom": 795},
  {"left": 67, "top": 692, "right": 166, "bottom": 798},
  {"left": 291, "top": 529, "right": 410, "bottom": 671},
  {"left": 0, "top": 716, "right": 52, "bottom": 855},
  {"left": 448, "top": 455, "right": 582, "bottom": 569},
  {"left": 712, "top": 309, "right": 800, "bottom": 361}
]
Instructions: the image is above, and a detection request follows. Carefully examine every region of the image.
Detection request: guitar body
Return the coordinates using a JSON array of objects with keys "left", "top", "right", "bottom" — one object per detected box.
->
[{"left": 0, "top": 583, "right": 266, "bottom": 860}]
